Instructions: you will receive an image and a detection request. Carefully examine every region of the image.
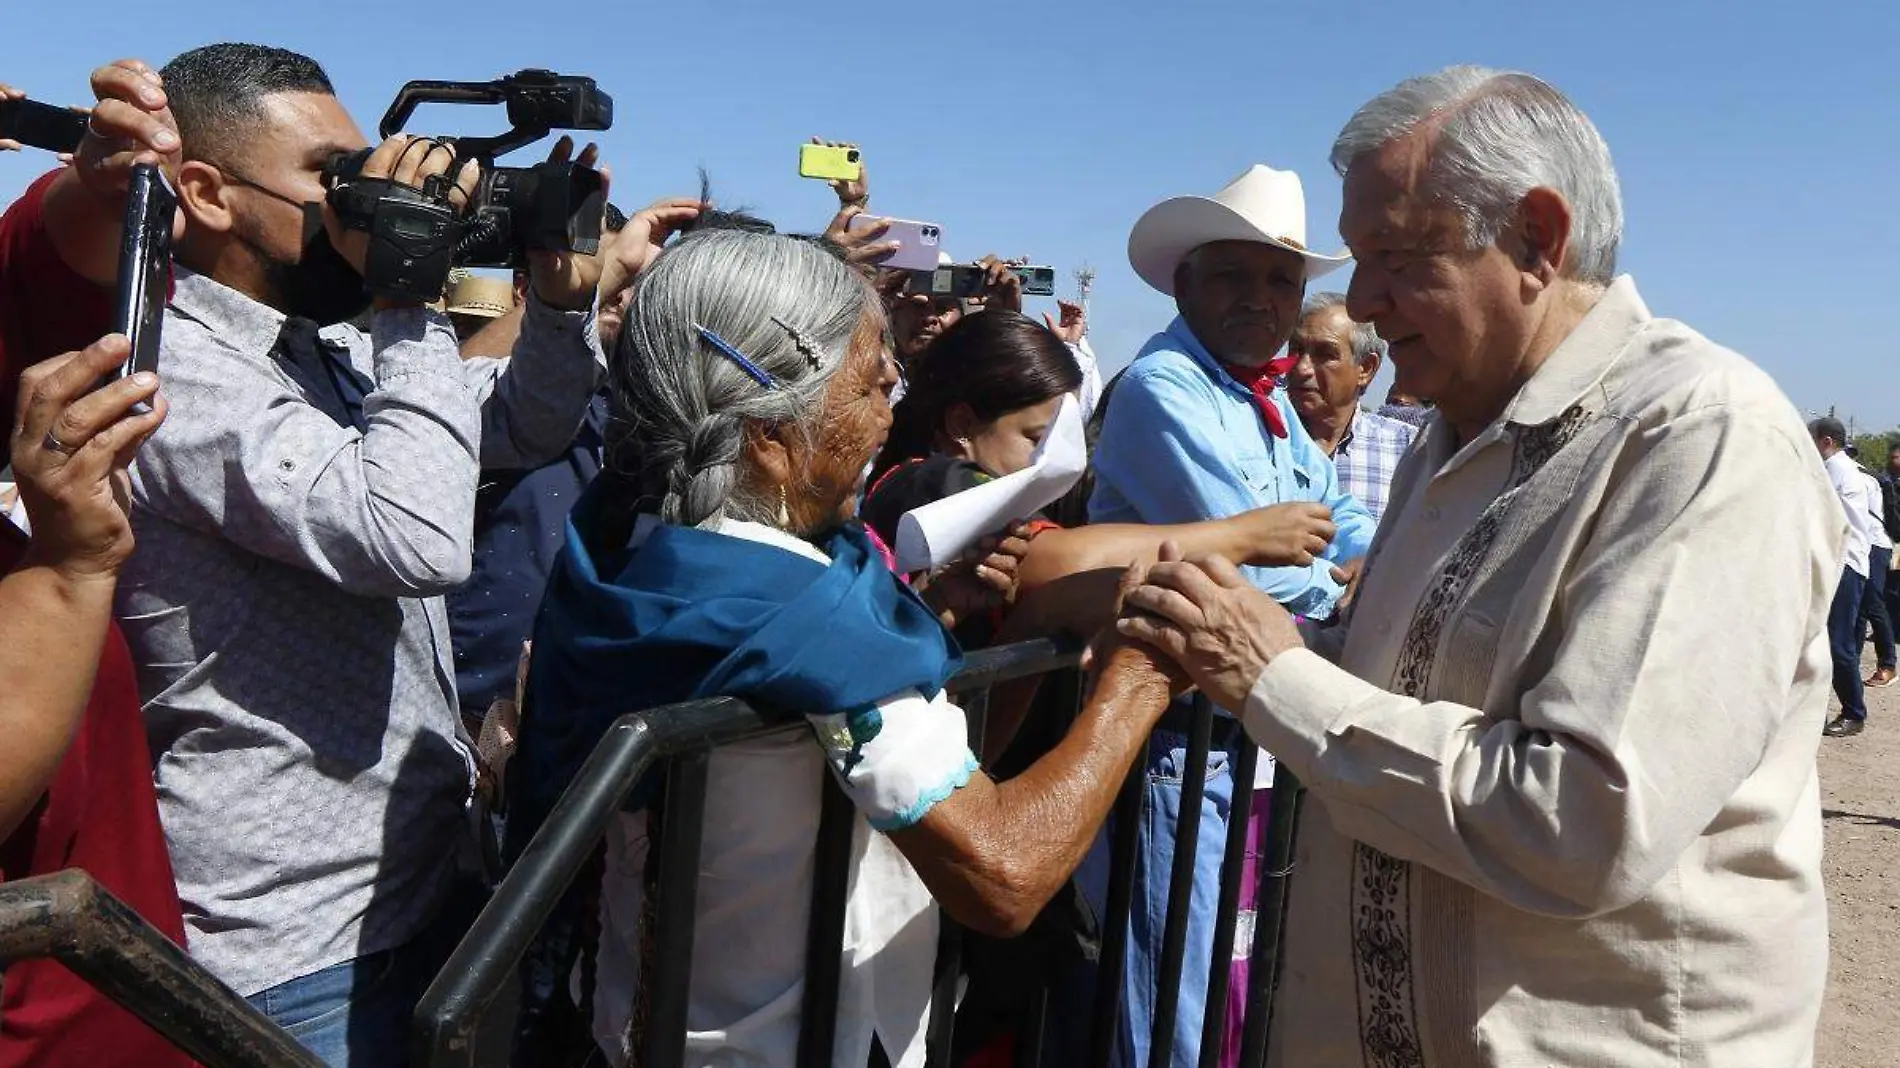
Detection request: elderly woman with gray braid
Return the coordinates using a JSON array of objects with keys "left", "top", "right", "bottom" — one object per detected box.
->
[{"left": 506, "top": 224, "right": 1183, "bottom": 1068}]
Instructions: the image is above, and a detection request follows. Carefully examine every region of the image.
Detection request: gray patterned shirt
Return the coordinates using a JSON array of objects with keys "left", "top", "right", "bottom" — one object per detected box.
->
[{"left": 117, "top": 268, "right": 601, "bottom": 994}]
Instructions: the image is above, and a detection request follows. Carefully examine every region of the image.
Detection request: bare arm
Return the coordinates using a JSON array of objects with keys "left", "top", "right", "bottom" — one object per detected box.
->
[
  {"left": 1012, "top": 502, "right": 1340, "bottom": 637},
  {"left": 888, "top": 642, "right": 1176, "bottom": 936}
]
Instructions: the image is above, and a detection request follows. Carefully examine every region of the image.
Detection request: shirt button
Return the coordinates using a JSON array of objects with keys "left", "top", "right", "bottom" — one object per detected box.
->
[
  {"left": 1377, "top": 620, "right": 1393, "bottom": 636},
  {"left": 1424, "top": 507, "right": 1442, "bottom": 522}
]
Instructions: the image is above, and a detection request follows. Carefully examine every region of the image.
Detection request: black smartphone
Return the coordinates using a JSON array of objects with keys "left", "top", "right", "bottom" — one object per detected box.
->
[
  {"left": 0, "top": 98, "right": 88, "bottom": 154},
  {"left": 110, "top": 163, "right": 176, "bottom": 412},
  {"left": 905, "top": 264, "right": 1059, "bottom": 300}
]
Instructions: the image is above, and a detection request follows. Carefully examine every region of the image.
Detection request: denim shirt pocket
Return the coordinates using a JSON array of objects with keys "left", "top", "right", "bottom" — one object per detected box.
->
[
  {"left": 1234, "top": 451, "right": 1277, "bottom": 495},
  {"left": 1290, "top": 458, "right": 1316, "bottom": 492},
  {"left": 1152, "top": 742, "right": 1233, "bottom": 785}
]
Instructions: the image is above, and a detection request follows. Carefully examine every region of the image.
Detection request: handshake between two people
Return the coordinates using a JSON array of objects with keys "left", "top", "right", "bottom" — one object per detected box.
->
[
  {"left": 1102, "top": 501, "right": 1364, "bottom": 707},
  {"left": 914, "top": 499, "right": 1364, "bottom": 711}
]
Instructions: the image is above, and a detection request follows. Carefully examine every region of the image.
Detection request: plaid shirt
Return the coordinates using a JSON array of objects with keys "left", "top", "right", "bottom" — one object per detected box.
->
[{"left": 1333, "top": 408, "right": 1419, "bottom": 523}]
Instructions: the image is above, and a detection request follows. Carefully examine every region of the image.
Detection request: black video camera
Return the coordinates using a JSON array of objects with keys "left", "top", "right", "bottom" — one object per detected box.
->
[{"left": 322, "top": 70, "right": 612, "bottom": 300}]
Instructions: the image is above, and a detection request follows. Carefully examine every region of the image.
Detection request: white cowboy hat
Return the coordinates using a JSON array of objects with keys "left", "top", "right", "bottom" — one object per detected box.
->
[{"left": 1127, "top": 164, "right": 1350, "bottom": 296}]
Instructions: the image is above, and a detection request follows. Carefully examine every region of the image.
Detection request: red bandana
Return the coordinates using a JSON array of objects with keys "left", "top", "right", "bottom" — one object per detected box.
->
[{"left": 1221, "top": 354, "right": 1300, "bottom": 438}]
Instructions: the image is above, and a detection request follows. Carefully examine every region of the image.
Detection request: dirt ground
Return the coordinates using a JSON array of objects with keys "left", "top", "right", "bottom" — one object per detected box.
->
[{"left": 1817, "top": 646, "right": 1900, "bottom": 1068}]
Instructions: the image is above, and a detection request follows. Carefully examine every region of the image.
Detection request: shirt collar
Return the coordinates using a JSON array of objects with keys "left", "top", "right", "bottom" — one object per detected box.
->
[
  {"left": 1334, "top": 408, "right": 1363, "bottom": 454},
  {"left": 1498, "top": 275, "right": 1650, "bottom": 428},
  {"left": 169, "top": 266, "right": 293, "bottom": 364},
  {"left": 631, "top": 512, "right": 833, "bottom": 567}
]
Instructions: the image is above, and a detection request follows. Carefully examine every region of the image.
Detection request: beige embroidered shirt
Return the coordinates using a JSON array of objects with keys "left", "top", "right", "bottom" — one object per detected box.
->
[{"left": 1242, "top": 277, "right": 1842, "bottom": 1068}]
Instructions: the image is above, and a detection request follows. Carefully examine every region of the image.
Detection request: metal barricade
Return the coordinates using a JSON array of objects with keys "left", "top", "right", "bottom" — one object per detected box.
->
[
  {"left": 0, "top": 869, "right": 325, "bottom": 1068},
  {"left": 414, "top": 637, "right": 1306, "bottom": 1068},
  {"left": 0, "top": 638, "right": 1305, "bottom": 1068}
]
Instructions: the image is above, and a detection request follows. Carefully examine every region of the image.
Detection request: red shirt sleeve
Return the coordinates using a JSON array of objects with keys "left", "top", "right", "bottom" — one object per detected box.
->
[
  {"left": 0, "top": 171, "right": 195, "bottom": 1068},
  {"left": 0, "top": 169, "right": 116, "bottom": 457}
]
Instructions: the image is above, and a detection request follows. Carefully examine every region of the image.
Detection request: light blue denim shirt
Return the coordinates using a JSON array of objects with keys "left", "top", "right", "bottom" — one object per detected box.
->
[{"left": 1089, "top": 317, "right": 1376, "bottom": 620}]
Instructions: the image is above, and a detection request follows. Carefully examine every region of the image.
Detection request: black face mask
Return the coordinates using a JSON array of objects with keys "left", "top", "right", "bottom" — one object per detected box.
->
[
  {"left": 235, "top": 193, "right": 371, "bottom": 326},
  {"left": 260, "top": 203, "right": 372, "bottom": 326}
]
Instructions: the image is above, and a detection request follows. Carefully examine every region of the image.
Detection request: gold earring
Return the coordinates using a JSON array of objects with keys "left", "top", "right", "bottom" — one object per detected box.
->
[{"left": 777, "top": 484, "right": 791, "bottom": 528}]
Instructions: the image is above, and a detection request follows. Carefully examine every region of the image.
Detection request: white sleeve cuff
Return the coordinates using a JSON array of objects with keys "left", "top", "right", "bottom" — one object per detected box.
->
[
  {"left": 808, "top": 689, "right": 978, "bottom": 831},
  {"left": 1240, "top": 647, "right": 1381, "bottom": 771}
]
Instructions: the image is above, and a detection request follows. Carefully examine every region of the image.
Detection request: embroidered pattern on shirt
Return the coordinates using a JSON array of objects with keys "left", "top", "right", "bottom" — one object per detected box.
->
[{"left": 1351, "top": 403, "right": 1591, "bottom": 1068}]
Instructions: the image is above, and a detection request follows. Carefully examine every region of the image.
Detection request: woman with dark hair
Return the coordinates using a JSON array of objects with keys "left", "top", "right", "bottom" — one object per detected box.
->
[
  {"left": 863, "top": 312, "right": 1343, "bottom": 654},
  {"left": 871, "top": 310, "right": 1081, "bottom": 492}
]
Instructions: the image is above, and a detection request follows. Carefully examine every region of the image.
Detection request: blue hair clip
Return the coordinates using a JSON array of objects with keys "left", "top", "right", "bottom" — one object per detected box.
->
[{"left": 693, "top": 323, "right": 779, "bottom": 390}]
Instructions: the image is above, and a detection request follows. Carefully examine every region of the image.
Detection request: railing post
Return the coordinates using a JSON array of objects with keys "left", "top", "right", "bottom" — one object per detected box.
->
[
  {"left": 1087, "top": 758, "right": 1145, "bottom": 1068},
  {"left": 416, "top": 715, "right": 665, "bottom": 1067},
  {"left": 1146, "top": 695, "right": 1216, "bottom": 1067},
  {"left": 1197, "top": 742, "right": 1260, "bottom": 1068},
  {"left": 1236, "top": 766, "right": 1304, "bottom": 1068},
  {"left": 642, "top": 750, "right": 713, "bottom": 1068},
  {"left": 795, "top": 775, "right": 856, "bottom": 1068},
  {"left": 924, "top": 686, "right": 992, "bottom": 1067},
  {"left": 1013, "top": 982, "right": 1049, "bottom": 1068}
]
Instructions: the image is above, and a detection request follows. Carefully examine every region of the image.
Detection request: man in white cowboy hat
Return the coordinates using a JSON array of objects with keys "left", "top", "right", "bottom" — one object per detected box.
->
[
  {"left": 1086, "top": 162, "right": 1377, "bottom": 1066},
  {"left": 1115, "top": 67, "right": 1838, "bottom": 1067}
]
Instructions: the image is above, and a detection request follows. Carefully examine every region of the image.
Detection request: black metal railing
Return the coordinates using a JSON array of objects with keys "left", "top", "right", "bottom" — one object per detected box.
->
[
  {"left": 0, "top": 637, "right": 1304, "bottom": 1068},
  {"left": 413, "top": 637, "right": 1306, "bottom": 1068},
  {"left": 0, "top": 869, "right": 326, "bottom": 1068}
]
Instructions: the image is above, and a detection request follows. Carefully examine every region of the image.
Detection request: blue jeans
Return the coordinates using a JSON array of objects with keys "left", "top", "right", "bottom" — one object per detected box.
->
[
  {"left": 1830, "top": 566, "right": 1868, "bottom": 721},
  {"left": 245, "top": 938, "right": 435, "bottom": 1068},
  {"left": 1117, "top": 725, "right": 1237, "bottom": 1067}
]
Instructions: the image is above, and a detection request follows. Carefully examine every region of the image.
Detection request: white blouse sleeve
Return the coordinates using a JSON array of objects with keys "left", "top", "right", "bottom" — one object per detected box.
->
[{"left": 806, "top": 689, "right": 979, "bottom": 832}]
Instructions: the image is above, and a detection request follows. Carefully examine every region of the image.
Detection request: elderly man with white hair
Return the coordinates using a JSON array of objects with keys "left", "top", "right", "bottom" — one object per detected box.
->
[
  {"left": 1286, "top": 292, "right": 1417, "bottom": 523},
  {"left": 1117, "top": 66, "right": 1840, "bottom": 1066}
]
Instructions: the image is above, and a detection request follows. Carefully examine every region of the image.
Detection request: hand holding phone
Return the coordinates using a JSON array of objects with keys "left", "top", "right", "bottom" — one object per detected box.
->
[
  {"left": 110, "top": 163, "right": 177, "bottom": 412},
  {"left": 71, "top": 60, "right": 183, "bottom": 208},
  {"left": 847, "top": 215, "right": 942, "bottom": 272},
  {"left": 8, "top": 333, "right": 166, "bottom": 577},
  {"left": 804, "top": 137, "right": 869, "bottom": 209},
  {"left": 800, "top": 142, "right": 863, "bottom": 183},
  {"left": 823, "top": 205, "right": 899, "bottom": 273}
]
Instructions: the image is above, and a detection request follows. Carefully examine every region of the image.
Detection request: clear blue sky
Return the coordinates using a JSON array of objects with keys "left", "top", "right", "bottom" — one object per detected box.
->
[{"left": 5, "top": 0, "right": 1897, "bottom": 429}]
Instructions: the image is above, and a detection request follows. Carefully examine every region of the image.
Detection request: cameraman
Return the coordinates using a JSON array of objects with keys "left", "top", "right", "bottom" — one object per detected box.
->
[
  {"left": 0, "top": 60, "right": 195, "bottom": 1068},
  {"left": 114, "top": 43, "right": 603, "bottom": 1064}
]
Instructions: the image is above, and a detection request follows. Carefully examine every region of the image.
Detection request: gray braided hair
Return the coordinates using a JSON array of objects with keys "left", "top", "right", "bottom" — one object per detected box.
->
[{"left": 605, "top": 228, "right": 872, "bottom": 530}]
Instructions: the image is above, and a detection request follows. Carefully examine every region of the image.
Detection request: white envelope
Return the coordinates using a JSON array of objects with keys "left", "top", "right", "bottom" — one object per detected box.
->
[{"left": 893, "top": 394, "right": 1088, "bottom": 574}]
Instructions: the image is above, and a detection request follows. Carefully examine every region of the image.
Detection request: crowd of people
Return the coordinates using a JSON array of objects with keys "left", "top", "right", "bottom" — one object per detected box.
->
[{"left": 0, "top": 41, "right": 1861, "bottom": 1068}]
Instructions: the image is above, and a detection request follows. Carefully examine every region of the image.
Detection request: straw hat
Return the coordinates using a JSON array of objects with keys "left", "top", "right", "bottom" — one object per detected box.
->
[{"left": 446, "top": 274, "right": 517, "bottom": 319}]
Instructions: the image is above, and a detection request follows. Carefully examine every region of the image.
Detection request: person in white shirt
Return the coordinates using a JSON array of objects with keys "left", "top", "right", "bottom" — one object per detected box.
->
[
  {"left": 1814, "top": 418, "right": 1875, "bottom": 735},
  {"left": 1117, "top": 65, "right": 1842, "bottom": 1068},
  {"left": 1043, "top": 297, "right": 1106, "bottom": 416}
]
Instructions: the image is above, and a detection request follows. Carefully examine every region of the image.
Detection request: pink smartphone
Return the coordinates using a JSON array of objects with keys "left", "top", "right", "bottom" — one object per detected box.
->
[{"left": 846, "top": 215, "right": 942, "bottom": 272}]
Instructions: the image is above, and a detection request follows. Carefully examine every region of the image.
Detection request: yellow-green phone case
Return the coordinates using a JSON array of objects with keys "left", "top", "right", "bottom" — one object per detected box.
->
[{"left": 799, "top": 144, "right": 863, "bottom": 182}]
